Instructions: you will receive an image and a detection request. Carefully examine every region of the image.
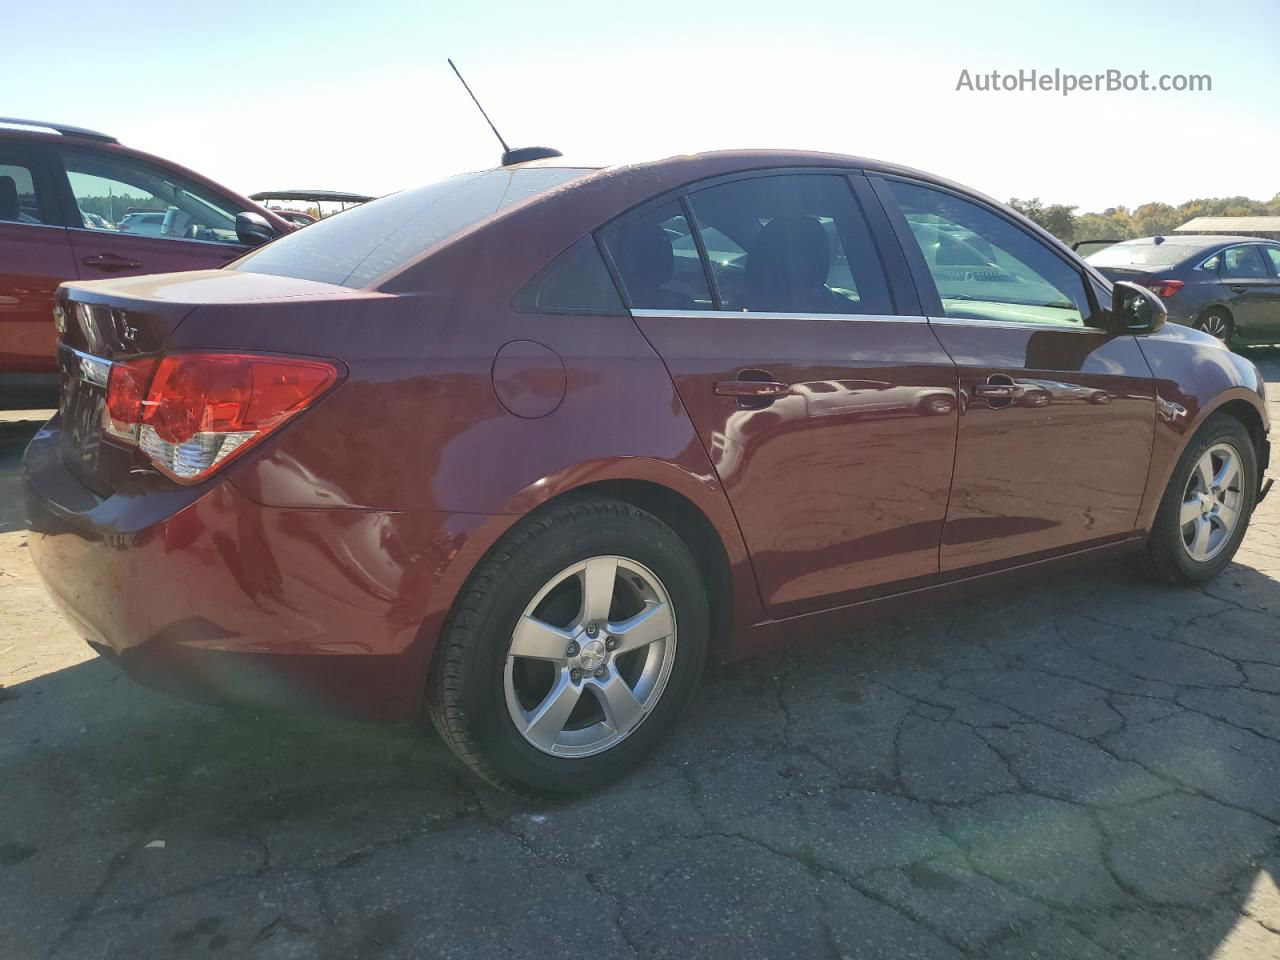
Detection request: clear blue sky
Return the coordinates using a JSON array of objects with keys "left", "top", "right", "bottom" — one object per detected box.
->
[{"left": 4, "top": 0, "right": 1276, "bottom": 211}]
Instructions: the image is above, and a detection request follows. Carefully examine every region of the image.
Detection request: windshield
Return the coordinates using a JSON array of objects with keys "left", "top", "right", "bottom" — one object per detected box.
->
[
  {"left": 1087, "top": 242, "right": 1204, "bottom": 268},
  {"left": 233, "top": 167, "right": 593, "bottom": 288}
]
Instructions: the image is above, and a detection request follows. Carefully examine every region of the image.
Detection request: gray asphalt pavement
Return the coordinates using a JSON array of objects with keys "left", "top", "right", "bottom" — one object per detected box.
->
[{"left": 1, "top": 351, "right": 1279, "bottom": 959}]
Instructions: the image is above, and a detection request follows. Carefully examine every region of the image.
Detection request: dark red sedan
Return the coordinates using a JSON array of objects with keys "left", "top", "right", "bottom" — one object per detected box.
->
[{"left": 23, "top": 151, "right": 1272, "bottom": 795}]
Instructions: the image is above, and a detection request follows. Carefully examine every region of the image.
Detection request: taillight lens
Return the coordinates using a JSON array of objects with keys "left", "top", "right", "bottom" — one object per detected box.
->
[
  {"left": 104, "top": 357, "right": 158, "bottom": 441},
  {"left": 1147, "top": 279, "right": 1184, "bottom": 298},
  {"left": 103, "top": 352, "right": 338, "bottom": 483}
]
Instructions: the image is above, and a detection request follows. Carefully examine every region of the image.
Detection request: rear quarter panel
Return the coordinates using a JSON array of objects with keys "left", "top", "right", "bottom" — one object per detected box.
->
[{"left": 175, "top": 274, "right": 764, "bottom": 657}]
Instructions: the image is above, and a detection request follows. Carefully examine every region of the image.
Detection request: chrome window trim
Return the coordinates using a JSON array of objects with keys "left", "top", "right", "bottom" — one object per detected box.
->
[
  {"left": 63, "top": 225, "right": 246, "bottom": 250},
  {"left": 0, "top": 219, "right": 66, "bottom": 232},
  {"left": 60, "top": 343, "right": 111, "bottom": 387},
  {"left": 629, "top": 308, "right": 927, "bottom": 323},
  {"left": 926, "top": 316, "right": 1107, "bottom": 334}
]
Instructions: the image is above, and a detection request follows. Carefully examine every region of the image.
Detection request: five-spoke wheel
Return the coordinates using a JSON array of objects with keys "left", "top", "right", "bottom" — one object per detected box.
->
[
  {"left": 1179, "top": 442, "right": 1244, "bottom": 563},
  {"left": 504, "top": 556, "right": 677, "bottom": 756},
  {"left": 429, "top": 498, "right": 708, "bottom": 797},
  {"left": 1138, "top": 413, "right": 1257, "bottom": 584}
]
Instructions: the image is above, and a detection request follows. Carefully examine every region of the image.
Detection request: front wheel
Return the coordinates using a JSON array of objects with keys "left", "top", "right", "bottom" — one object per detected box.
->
[
  {"left": 429, "top": 498, "right": 708, "bottom": 797},
  {"left": 1136, "top": 413, "right": 1257, "bottom": 585}
]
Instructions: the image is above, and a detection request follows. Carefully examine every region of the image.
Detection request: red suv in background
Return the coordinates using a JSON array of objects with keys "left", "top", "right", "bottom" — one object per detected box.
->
[{"left": 0, "top": 118, "right": 290, "bottom": 405}]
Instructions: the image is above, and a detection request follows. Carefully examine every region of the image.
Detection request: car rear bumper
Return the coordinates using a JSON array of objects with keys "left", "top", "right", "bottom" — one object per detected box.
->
[{"left": 22, "top": 421, "right": 491, "bottom": 721}]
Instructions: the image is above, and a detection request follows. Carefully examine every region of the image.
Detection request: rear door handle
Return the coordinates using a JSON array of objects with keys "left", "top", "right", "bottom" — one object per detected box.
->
[
  {"left": 973, "top": 383, "right": 1016, "bottom": 398},
  {"left": 714, "top": 380, "right": 792, "bottom": 398},
  {"left": 1230, "top": 285, "right": 1249, "bottom": 293},
  {"left": 82, "top": 254, "right": 141, "bottom": 272}
]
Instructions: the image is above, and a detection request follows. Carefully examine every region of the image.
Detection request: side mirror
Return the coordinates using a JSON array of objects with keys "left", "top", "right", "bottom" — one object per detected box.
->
[
  {"left": 235, "top": 211, "right": 276, "bottom": 247},
  {"left": 1112, "top": 280, "right": 1167, "bottom": 334}
]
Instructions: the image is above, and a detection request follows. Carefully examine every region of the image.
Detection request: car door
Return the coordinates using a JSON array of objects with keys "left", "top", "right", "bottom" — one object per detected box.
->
[
  {"left": 52, "top": 145, "right": 253, "bottom": 281},
  {"left": 603, "top": 172, "right": 959, "bottom": 619},
  {"left": 0, "top": 140, "right": 75, "bottom": 381},
  {"left": 1228, "top": 244, "right": 1280, "bottom": 343},
  {"left": 1260, "top": 245, "right": 1280, "bottom": 339},
  {"left": 871, "top": 175, "right": 1156, "bottom": 571}
]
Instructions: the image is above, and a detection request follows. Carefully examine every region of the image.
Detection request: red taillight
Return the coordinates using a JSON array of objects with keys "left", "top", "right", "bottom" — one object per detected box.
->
[
  {"left": 103, "top": 352, "right": 338, "bottom": 483},
  {"left": 104, "top": 357, "right": 158, "bottom": 441},
  {"left": 1147, "top": 279, "right": 1184, "bottom": 298}
]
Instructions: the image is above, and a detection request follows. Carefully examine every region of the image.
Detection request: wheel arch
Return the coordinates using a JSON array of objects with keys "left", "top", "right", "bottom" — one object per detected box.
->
[
  {"left": 553, "top": 478, "right": 736, "bottom": 665},
  {"left": 1197, "top": 302, "right": 1235, "bottom": 330},
  {"left": 415, "top": 458, "right": 762, "bottom": 698},
  {"left": 1211, "top": 396, "right": 1269, "bottom": 476}
]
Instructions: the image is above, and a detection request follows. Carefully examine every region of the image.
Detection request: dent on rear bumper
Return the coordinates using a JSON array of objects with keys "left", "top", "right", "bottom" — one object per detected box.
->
[{"left": 22, "top": 429, "right": 490, "bottom": 720}]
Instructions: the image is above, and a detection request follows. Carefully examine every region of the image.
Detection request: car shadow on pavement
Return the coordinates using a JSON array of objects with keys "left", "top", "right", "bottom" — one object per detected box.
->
[{"left": 2, "top": 550, "right": 1279, "bottom": 959}]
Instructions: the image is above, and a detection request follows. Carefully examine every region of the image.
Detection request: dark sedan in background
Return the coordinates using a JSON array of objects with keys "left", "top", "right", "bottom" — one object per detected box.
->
[{"left": 1088, "top": 235, "right": 1280, "bottom": 347}]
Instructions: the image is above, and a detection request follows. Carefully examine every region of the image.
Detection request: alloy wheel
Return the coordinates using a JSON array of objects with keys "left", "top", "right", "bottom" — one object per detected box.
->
[
  {"left": 1180, "top": 442, "right": 1244, "bottom": 562},
  {"left": 1201, "top": 313, "right": 1230, "bottom": 341},
  {"left": 503, "top": 556, "right": 677, "bottom": 757}
]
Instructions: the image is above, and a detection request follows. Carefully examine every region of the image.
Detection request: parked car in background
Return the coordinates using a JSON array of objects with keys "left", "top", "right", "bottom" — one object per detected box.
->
[
  {"left": 24, "top": 150, "right": 1271, "bottom": 796},
  {"left": 0, "top": 118, "right": 291, "bottom": 405},
  {"left": 117, "top": 211, "right": 167, "bottom": 236},
  {"left": 1088, "top": 235, "right": 1280, "bottom": 347},
  {"left": 250, "top": 189, "right": 374, "bottom": 225},
  {"left": 1072, "top": 238, "right": 1121, "bottom": 257}
]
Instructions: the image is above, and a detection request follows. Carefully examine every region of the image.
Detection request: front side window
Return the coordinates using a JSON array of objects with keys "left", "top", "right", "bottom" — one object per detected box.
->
[
  {"left": 888, "top": 180, "right": 1092, "bottom": 327},
  {"left": 235, "top": 167, "right": 592, "bottom": 289},
  {"left": 687, "top": 174, "right": 892, "bottom": 315},
  {"left": 1221, "top": 244, "right": 1267, "bottom": 279},
  {"left": 599, "top": 201, "right": 713, "bottom": 310},
  {"left": 0, "top": 146, "right": 48, "bottom": 225},
  {"left": 60, "top": 147, "right": 245, "bottom": 243}
]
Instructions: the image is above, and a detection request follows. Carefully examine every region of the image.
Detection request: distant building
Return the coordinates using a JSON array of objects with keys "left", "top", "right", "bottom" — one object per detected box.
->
[{"left": 1173, "top": 216, "right": 1280, "bottom": 239}]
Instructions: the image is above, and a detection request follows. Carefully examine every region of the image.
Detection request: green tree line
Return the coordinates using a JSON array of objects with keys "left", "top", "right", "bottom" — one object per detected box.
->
[{"left": 1007, "top": 194, "right": 1280, "bottom": 244}]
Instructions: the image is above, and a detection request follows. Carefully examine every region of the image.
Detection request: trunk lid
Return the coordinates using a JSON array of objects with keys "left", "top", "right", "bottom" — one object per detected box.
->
[
  {"left": 1093, "top": 266, "right": 1154, "bottom": 285},
  {"left": 54, "top": 270, "right": 368, "bottom": 496}
]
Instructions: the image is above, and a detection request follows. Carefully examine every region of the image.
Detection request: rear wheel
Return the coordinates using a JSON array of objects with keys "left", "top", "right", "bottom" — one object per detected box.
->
[
  {"left": 1197, "top": 308, "right": 1234, "bottom": 343},
  {"left": 1136, "top": 413, "right": 1257, "bottom": 585},
  {"left": 429, "top": 497, "right": 708, "bottom": 797}
]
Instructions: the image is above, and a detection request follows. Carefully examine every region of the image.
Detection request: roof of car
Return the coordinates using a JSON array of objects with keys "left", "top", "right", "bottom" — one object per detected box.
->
[
  {"left": 1113, "top": 235, "right": 1270, "bottom": 248},
  {"left": 0, "top": 117, "right": 117, "bottom": 142}
]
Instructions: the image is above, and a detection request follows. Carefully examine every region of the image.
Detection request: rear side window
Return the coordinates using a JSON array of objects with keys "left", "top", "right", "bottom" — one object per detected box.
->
[
  {"left": 512, "top": 236, "right": 624, "bottom": 313},
  {"left": 1264, "top": 246, "right": 1280, "bottom": 276},
  {"left": 234, "top": 167, "right": 592, "bottom": 289},
  {"left": 599, "top": 202, "right": 714, "bottom": 310},
  {"left": 0, "top": 145, "right": 49, "bottom": 225},
  {"left": 686, "top": 174, "right": 892, "bottom": 315}
]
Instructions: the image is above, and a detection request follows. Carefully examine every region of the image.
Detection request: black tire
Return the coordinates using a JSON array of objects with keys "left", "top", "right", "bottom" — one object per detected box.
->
[
  {"left": 1196, "top": 308, "right": 1234, "bottom": 344},
  {"left": 428, "top": 497, "right": 709, "bottom": 797},
  {"left": 1135, "top": 413, "right": 1257, "bottom": 585}
]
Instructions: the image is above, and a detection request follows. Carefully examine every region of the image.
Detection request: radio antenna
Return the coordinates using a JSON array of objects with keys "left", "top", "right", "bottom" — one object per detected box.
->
[
  {"left": 447, "top": 59, "right": 563, "bottom": 167},
  {"left": 448, "top": 58, "right": 511, "bottom": 154}
]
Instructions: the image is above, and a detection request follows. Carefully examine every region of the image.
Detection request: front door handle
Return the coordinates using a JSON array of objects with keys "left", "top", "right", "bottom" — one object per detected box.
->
[
  {"left": 82, "top": 254, "right": 141, "bottom": 272},
  {"left": 973, "top": 383, "right": 1017, "bottom": 398},
  {"left": 1229, "top": 285, "right": 1248, "bottom": 293},
  {"left": 714, "top": 380, "right": 792, "bottom": 398}
]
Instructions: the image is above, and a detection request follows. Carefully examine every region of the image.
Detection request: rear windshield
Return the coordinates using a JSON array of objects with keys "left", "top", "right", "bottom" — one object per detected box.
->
[
  {"left": 232, "top": 167, "right": 592, "bottom": 288},
  {"left": 1086, "top": 242, "right": 1203, "bottom": 268}
]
